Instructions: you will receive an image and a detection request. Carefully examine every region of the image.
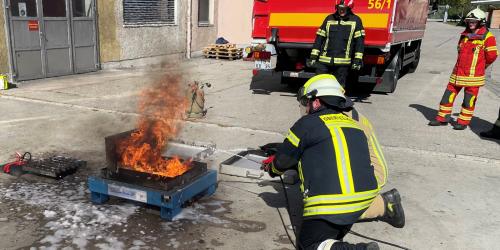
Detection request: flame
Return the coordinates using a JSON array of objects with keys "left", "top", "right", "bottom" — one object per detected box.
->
[{"left": 116, "top": 70, "right": 191, "bottom": 178}]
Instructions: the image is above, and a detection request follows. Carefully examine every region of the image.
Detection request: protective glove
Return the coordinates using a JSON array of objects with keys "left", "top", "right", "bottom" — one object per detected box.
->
[
  {"left": 260, "top": 142, "right": 282, "bottom": 156},
  {"left": 261, "top": 155, "right": 279, "bottom": 178},
  {"left": 351, "top": 59, "right": 363, "bottom": 71}
]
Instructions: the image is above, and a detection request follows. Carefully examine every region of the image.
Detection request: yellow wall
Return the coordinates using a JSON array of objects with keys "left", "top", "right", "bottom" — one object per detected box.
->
[
  {"left": 217, "top": 0, "right": 253, "bottom": 45},
  {"left": 97, "top": 0, "right": 120, "bottom": 62},
  {"left": 0, "top": 2, "right": 10, "bottom": 73}
]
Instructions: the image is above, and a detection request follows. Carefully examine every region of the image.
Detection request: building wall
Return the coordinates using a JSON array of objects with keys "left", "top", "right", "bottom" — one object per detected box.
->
[
  {"left": 115, "top": 0, "right": 188, "bottom": 61},
  {"left": 97, "top": 0, "right": 120, "bottom": 63},
  {"left": 191, "top": 0, "right": 219, "bottom": 52},
  {"left": 0, "top": 1, "right": 9, "bottom": 74},
  {"left": 97, "top": 0, "right": 190, "bottom": 64},
  {"left": 217, "top": 0, "right": 252, "bottom": 45},
  {"left": 1, "top": 0, "right": 222, "bottom": 75}
]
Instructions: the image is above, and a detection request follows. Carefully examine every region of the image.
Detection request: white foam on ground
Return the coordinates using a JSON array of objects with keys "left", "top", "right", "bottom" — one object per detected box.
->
[
  {"left": 43, "top": 210, "right": 57, "bottom": 218},
  {"left": 0, "top": 180, "right": 138, "bottom": 249},
  {"left": 172, "top": 203, "right": 228, "bottom": 224}
]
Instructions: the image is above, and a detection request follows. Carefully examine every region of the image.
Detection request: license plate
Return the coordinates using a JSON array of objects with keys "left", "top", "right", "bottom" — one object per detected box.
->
[
  {"left": 289, "top": 72, "right": 299, "bottom": 78},
  {"left": 255, "top": 60, "right": 272, "bottom": 70},
  {"left": 108, "top": 184, "right": 147, "bottom": 203}
]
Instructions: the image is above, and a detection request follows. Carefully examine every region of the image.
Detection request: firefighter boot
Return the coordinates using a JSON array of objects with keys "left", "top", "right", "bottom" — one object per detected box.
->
[
  {"left": 480, "top": 125, "right": 500, "bottom": 140},
  {"left": 452, "top": 123, "right": 468, "bottom": 130},
  {"left": 428, "top": 120, "right": 448, "bottom": 126},
  {"left": 380, "top": 189, "right": 405, "bottom": 228},
  {"left": 331, "top": 242, "right": 379, "bottom": 250}
]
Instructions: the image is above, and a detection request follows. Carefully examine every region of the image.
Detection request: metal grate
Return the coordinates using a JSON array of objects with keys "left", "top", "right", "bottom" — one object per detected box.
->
[{"left": 123, "top": 0, "right": 176, "bottom": 26}]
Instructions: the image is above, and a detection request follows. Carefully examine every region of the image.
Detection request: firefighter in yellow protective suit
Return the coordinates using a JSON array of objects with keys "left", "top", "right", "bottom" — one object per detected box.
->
[
  {"left": 262, "top": 74, "right": 405, "bottom": 250},
  {"left": 429, "top": 8, "right": 498, "bottom": 130}
]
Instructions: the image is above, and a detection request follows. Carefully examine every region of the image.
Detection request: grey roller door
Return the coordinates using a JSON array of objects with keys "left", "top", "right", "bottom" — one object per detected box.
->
[
  {"left": 6, "top": 0, "right": 98, "bottom": 81},
  {"left": 41, "top": 0, "right": 72, "bottom": 77},
  {"left": 8, "top": 0, "right": 44, "bottom": 80},
  {"left": 71, "top": 0, "right": 97, "bottom": 73}
]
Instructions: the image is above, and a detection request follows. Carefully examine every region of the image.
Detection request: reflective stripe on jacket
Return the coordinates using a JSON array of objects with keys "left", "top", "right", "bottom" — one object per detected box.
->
[
  {"left": 449, "top": 26, "right": 498, "bottom": 87},
  {"left": 272, "top": 108, "right": 384, "bottom": 225}
]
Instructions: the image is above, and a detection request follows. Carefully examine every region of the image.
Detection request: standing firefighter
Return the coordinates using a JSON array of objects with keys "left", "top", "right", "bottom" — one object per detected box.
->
[
  {"left": 308, "top": 0, "right": 365, "bottom": 88},
  {"left": 262, "top": 74, "right": 405, "bottom": 250},
  {"left": 429, "top": 7, "right": 498, "bottom": 130}
]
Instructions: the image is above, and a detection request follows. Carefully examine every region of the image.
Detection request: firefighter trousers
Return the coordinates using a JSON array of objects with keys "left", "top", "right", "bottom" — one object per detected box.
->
[
  {"left": 436, "top": 83, "right": 480, "bottom": 126},
  {"left": 298, "top": 195, "right": 385, "bottom": 250},
  {"left": 298, "top": 219, "right": 352, "bottom": 250},
  {"left": 315, "top": 63, "right": 350, "bottom": 88}
]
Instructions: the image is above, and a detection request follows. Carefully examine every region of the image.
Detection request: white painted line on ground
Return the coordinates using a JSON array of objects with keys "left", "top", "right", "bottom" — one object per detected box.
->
[
  {"left": 0, "top": 94, "right": 140, "bottom": 117},
  {"left": 0, "top": 115, "right": 56, "bottom": 125},
  {"left": 383, "top": 145, "right": 500, "bottom": 165},
  {"left": 0, "top": 94, "right": 285, "bottom": 137}
]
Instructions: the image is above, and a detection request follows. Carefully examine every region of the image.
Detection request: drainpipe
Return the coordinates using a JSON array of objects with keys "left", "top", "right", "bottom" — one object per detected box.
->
[{"left": 186, "top": 0, "right": 192, "bottom": 59}]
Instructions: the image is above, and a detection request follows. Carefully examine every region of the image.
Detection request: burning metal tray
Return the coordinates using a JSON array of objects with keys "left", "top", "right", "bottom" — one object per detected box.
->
[
  {"left": 105, "top": 130, "right": 215, "bottom": 174},
  {"left": 101, "top": 161, "right": 208, "bottom": 192}
]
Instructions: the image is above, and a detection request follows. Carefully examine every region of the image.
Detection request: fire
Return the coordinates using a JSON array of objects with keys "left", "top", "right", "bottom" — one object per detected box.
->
[{"left": 116, "top": 70, "right": 191, "bottom": 178}]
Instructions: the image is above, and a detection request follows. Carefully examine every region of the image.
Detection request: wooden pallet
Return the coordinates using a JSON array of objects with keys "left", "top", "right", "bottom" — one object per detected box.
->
[
  {"left": 203, "top": 44, "right": 243, "bottom": 60},
  {"left": 203, "top": 54, "right": 242, "bottom": 60},
  {"left": 206, "top": 43, "right": 236, "bottom": 49}
]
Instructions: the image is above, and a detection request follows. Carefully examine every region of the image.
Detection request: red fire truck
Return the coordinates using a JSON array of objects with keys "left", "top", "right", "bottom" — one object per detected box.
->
[{"left": 252, "top": 0, "right": 429, "bottom": 93}]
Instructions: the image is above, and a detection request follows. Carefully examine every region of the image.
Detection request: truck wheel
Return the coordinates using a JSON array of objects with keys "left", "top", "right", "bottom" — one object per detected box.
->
[
  {"left": 390, "top": 54, "right": 402, "bottom": 93},
  {"left": 408, "top": 48, "right": 421, "bottom": 73},
  {"left": 373, "top": 51, "right": 401, "bottom": 93}
]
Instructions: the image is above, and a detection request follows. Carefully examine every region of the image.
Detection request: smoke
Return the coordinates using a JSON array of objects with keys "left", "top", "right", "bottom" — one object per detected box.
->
[{"left": 135, "top": 70, "right": 188, "bottom": 148}]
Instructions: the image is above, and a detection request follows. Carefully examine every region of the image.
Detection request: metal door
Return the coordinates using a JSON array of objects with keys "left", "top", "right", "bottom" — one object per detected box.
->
[
  {"left": 70, "top": 0, "right": 98, "bottom": 73},
  {"left": 42, "top": 0, "right": 72, "bottom": 77},
  {"left": 6, "top": 0, "right": 98, "bottom": 81},
  {"left": 7, "top": 0, "right": 44, "bottom": 80}
]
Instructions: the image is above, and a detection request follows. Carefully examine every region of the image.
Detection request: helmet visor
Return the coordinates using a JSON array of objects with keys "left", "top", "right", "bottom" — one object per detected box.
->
[{"left": 297, "top": 87, "right": 317, "bottom": 106}]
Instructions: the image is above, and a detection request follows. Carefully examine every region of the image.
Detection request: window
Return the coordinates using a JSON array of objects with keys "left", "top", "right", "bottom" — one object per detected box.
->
[
  {"left": 43, "top": 0, "right": 67, "bottom": 17},
  {"left": 73, "top": 0, "right": 93, "bottom": 17},
  {"left": 10, "top": 0, "right": 37, "bottom": 17},
  {"left": 198, "top": 0, "right": 214, "bottom": 26},
  {"left": 123, "top": 0, "right": 177, "bottom": 26}
]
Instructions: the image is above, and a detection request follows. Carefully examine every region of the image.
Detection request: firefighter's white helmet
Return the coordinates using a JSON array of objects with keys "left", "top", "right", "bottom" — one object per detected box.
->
[
  {"left": 465, "top": 7, "right": 487, "bottom": 24},
  {"left": 297, "top": 74, "right": 353, "bottom": 108}
]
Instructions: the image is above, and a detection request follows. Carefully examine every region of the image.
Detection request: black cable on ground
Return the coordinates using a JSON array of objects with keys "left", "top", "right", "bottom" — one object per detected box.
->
[
  {"left": 279, "top": 175, "right": 298, "bottom": 250},
  {"left": 349, "top": 230, "right": 410, "bottom": 250}
]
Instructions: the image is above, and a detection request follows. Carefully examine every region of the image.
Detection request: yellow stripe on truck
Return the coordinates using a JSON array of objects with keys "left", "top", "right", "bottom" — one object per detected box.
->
[{"left": 269, "top": 13, "right": 389, "bottom": 29}]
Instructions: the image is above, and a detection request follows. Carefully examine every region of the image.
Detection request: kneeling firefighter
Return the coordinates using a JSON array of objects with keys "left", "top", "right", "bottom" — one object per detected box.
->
[{"left": 262, "top": 74, "right": 405, "bottom": 250}]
